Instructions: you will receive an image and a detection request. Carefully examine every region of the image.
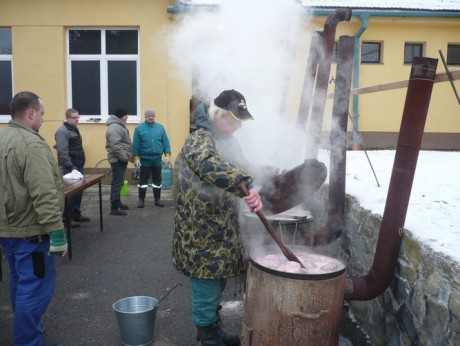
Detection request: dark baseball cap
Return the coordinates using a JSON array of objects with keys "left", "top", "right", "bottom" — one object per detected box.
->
[{"left": 214, "top": 89, "right": 254, "bottom": 121}]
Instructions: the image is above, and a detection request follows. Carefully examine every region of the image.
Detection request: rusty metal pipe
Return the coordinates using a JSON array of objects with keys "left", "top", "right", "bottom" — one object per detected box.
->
[
  {"left": 296, "top": 32, "right": 321, "bottom": 127},
  {"left": 347, "top": 57, "right": 438, "bottom": 301},
  {"left": 305, "top": 8, "right": 352, "bottom": 160},
  {"left": 313, "top": 35, "right": 355, "bottom": 245}
]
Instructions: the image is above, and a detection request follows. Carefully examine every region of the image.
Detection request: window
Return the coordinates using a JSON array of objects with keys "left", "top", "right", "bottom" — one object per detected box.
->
[
  {"left": 67, "top": 29, "right": 140, "bottom": 123},
  {"left": 0, "top": 29, "right": 13, "bottom": 121},
  {"left": 404, "top": 43, "right": 424, "bottom": 64},
  {"left": 447, "top": 44, "right": 460, "bottom": 65},
  {"left": 361, "top": 42, "right": 381, "bottom": 64}
]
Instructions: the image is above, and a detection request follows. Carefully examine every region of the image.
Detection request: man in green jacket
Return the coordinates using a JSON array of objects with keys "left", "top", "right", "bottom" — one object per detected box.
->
[
  {"left": 0, "top": 91, "right": 68, "bottom": 346},
  {"left": 133, "top": 108, "right": 171, "bottom": 208},
  {"left": 173, "top": 89, "right": 262, "bottom": 346}
]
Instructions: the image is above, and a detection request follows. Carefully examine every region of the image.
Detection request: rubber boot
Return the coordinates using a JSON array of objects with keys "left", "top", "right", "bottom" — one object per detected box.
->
[
  {"left": 153, "top": 188, "right": 164, "bottom": 207},
  {"left": 196, "top": 320, "right": 240, "bottom": 346},
  {"left": 138, "top": 188, "right": 146, "bottom": 208}
]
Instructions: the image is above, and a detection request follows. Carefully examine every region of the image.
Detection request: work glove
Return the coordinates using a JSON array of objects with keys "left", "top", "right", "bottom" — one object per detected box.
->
[
  {"left": 133, "top": 156, "right": 141, "bottom": 168},
  {"left": 48, "top": 229, "right": 68, "bottom": 257},
  {"left": 163, "top": 153, "right": 171, "bottom": 166}
]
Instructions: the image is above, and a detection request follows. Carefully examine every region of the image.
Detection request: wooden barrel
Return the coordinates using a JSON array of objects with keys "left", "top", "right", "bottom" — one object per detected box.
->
[{"left": 242, "top": 257, "right": 346, "bottom": 346}]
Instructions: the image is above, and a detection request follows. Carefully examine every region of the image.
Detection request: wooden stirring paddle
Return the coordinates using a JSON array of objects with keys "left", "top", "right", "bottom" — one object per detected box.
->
[{"left": 238, "top": 184, "right": 305, "bottom": 268}]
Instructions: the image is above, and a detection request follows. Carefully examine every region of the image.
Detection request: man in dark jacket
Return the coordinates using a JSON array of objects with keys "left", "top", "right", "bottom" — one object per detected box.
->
[
  {"left": 173, "top": 89, "right": 262, "bottom": 346},
  {"left": 0, "top": 91, "right": 67, "bottom": 346},
  {"left": 55, "top": 108, "right": 90, "bottom": 227}
]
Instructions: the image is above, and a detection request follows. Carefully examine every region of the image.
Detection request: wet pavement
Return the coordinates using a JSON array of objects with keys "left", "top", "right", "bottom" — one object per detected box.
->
[{"left": 0, "top": 185, "right": 371, "bottom": 346}]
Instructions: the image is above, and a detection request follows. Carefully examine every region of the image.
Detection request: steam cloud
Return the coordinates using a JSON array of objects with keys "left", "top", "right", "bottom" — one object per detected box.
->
[{"left": 168, "top": 0, "right": 315, "bottom": 170}]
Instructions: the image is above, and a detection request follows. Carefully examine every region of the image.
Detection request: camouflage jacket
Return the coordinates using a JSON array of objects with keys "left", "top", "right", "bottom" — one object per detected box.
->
[{"left": 172, "top": 105, "right": 254, "bottom": 279}]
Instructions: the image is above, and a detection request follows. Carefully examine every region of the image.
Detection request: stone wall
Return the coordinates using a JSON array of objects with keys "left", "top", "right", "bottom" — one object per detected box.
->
[{"left": 314, "top": 187, "right": 460, "bottom": 345}]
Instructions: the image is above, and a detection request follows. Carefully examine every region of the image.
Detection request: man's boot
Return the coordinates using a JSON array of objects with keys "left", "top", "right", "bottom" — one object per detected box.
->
[
  {"left": 138, "top": 187, "right": 146, "bottom": 208},
  {"left": 153, "top": 188, "right": 164, "bottom": 207},
  {"left": 196, "top": 320, "right": 240, "bottom": 346}
]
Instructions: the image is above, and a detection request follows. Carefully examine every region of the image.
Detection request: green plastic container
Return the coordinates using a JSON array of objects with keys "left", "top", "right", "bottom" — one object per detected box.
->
[{"left": 120, "top": 180, "right": 128, "bottom": 197}]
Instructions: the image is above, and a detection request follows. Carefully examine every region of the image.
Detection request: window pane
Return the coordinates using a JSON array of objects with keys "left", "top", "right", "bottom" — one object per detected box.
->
[
  {"left": 0, "top": 61, "right": 12, "bottom": 114},
  {"left": 69, "top": 30, "right": 101, "bottom": 54},
  {"left": 361, "top": 43, "right": 380, "bottom": 63},
  {"left": 71, "top": 61, "right": 101, "bottom": 114},
  {"left": 404, "top": 43, "right": 423, "bottom": 64},
  {"left": 108, "top": 61, "right": 137, "bottom": 115},
  {"left": 447, "top": 44, "right": 460, "bottom": 65},
  {"left": 106, "top": 30, "right": 138, "bottom": 54},
  {"left": 0, "top": 30, "right": 12, "bottom": 55}
]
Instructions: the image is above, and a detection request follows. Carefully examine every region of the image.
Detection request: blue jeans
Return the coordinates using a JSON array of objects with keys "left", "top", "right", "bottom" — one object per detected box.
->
[
  {"left": 110, "top": 161, "right": 127, "bottom": 210},
  {"left": 190, "top": 277, "right": 227, "bottom": 327},
  {"left": 0, "top": 237, "right": 56, "bottom": 346}
]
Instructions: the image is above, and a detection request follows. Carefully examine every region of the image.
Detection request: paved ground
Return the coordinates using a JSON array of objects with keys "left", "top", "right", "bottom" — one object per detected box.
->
[{"left": 0, "top": 185, "right": 371, "bottom": 346}]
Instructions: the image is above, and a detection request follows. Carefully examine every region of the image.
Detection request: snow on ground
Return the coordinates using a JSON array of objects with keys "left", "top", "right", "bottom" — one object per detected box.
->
[{"left": 318, "top": 150, "right": 460, "bottom": 263}]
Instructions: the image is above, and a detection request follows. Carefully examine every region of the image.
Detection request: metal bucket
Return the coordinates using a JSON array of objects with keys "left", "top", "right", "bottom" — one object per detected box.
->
[
  {"left": 242, "top": 247, "right": 346, "bottom": 346},
  {"left": 113, "top": 296, "right": 159, "bottom": 346}
]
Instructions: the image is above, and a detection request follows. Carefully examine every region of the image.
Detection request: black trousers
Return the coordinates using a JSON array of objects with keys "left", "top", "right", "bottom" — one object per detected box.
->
[{"left": 138, "top": 165, "right": 162, "bottom": 201}]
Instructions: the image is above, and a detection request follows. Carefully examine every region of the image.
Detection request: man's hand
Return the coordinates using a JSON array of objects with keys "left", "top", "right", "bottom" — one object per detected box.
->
[
  {"left": 244, "top": 187, "right": 263, "bottom": 213},
  {"left": 48, "top": 229, "right": 68, "bottom": 257},
  {"left": 134, "top": 156, "right": 141, "bottom": 168},
  {"left": 163, "top": 153, "right": 171, "bottom": 167}
]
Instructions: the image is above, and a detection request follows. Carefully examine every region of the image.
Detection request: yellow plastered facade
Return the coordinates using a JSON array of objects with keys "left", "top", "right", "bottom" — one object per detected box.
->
[{"left": 0, "top": 3, "right": 459, "bottom": 168}]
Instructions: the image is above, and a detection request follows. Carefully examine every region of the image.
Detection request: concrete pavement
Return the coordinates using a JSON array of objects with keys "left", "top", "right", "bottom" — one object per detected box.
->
[{"left": 0, "top": 184, "right": 370, "bottom": 346}]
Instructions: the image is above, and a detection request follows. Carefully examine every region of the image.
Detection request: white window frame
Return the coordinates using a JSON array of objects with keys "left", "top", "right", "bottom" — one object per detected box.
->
[
  {"left": 66, "top": 28, "right": 141, "bottom": 124},
  {"left": 0, "top": 28, "right": 13, "bottom": 123}
]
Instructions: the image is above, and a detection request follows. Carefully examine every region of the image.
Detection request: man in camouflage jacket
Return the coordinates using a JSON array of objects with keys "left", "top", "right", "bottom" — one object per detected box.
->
[{"left": 172, "top": 90, "right": 262, "bottom": 346}]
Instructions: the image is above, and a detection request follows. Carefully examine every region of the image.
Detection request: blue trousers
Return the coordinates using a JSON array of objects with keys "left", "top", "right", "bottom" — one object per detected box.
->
[
  {"left": 190, "top": 277, "right": 227, "bottom": 327},
  {"left": 0, "top": 237, "right": 56, "bottom": 346}
]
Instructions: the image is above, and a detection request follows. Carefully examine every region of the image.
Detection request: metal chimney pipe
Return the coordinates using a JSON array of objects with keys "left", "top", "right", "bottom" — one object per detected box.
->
[
  {"left": 313, "top": 35, "right": 355, "bottom": 245},
  {"left": 297, "top": 32, "right": 321, "bottom": 127},
  {"left": 305, "top": 8, "right": 352, "bottom": 160},
  {"left": 346, "top": 57, "right": 438, "bottom": 301}
]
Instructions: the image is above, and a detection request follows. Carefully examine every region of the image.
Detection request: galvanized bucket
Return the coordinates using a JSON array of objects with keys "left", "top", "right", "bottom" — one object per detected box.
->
[{"left": 113, "top": 296, "right": 159, "bottom": 346}]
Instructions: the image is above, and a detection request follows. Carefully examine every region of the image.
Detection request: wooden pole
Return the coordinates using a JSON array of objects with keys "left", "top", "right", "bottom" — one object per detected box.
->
[{"left": 327, "top": 69, "right": 460, "bottom": 98}]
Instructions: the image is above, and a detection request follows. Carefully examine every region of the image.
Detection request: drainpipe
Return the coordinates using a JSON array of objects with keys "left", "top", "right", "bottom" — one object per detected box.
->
[
  {"left": 351, "top": 13, "right": 369, "bottom": 150},
  {"left": 346, "top": 57, "right": 438, "bottom": 301}
]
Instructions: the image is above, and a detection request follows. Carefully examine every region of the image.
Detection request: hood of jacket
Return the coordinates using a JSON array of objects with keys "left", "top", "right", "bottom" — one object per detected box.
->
[
  {"left": 106, "top": 115, "right": 125, "bottom": 127},
  {"left": 193, "top": 103, "right": 213, "bottom": 131}
]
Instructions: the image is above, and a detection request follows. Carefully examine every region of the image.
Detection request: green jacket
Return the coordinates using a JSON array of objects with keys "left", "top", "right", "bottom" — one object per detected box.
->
[
  {"left": 0, "top": 121, "right": 64, "bottom": 237},
  {"left": 172, "top": 103, "right": 254, "bottom": 279}
]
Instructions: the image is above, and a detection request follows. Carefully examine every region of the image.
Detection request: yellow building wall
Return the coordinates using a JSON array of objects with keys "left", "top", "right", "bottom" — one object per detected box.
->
[
  {"left": 0, "top": 4, "right": 459, "bottom": 167},
  {"left": 338, "top": 16, "right": 460, "bottom": 134},
  {"left": 0, "top": 0, "right": 191, "bottom": 169}
]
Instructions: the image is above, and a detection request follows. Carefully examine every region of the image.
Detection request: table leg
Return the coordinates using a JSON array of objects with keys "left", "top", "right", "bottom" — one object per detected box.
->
[
  {"left": 99, "top": 181, "right": 103, "bottom": 232},
  {"left": 65, "top": 196, "right": 73, "bottom": 260}
]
